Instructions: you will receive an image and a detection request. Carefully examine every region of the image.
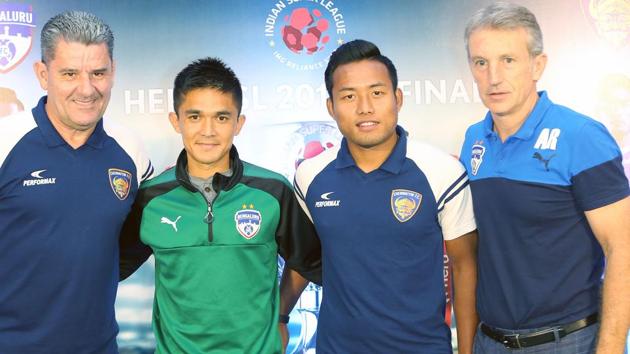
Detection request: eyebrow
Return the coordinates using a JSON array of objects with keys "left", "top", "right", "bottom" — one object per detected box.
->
[
  {"left": 183, "top": 109, "right": 233, "bottom": 117},
  {"left": 337, "top": 82, "right": 387, "bottom": 92}
]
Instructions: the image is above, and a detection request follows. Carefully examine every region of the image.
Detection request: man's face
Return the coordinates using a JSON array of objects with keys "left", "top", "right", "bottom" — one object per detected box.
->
[
  {"left": 33, "top": 39, "right": 114, "bottom": 132},
  {"left": 327, "top": 59, "right": 402, "bottom": 151},
  {"left": 169, "top": 88, "right": 245, "bottom": 178},
  {"left": 468, "top": 27, "right": 546, "bottom": 121}
]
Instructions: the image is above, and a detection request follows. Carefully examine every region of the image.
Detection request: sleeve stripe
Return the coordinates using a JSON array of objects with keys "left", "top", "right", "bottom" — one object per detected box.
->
[
  {"left": 437, "top": 179, "right": 469, "bottom": 212},
  {"left": 436, "top": 171, "right": 468, "bottom": 208},
  {"left": 293, "top": 176, "right": 306, "bottom": 201},
  {"left": 141, "top": 163, "right": 154, "bottom": 181}
]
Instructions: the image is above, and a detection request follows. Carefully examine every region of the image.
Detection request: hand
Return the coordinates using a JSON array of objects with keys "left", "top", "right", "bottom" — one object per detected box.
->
[{"left": 278, "top": 323, "right": 289, "bottom": 354}]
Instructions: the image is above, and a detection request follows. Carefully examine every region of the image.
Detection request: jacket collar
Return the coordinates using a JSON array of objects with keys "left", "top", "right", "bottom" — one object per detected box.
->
[{"left": 175, "top": 145, "right": 243, "bottom": 193}]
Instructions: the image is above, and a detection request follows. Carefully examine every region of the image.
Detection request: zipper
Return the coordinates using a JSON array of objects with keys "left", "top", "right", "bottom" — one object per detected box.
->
[{"left": 202, "top": 190, "right": 220, "bottom": 242}]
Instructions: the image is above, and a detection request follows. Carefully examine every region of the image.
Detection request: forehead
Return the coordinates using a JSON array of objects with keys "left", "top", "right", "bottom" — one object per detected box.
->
[
  {"left": 178, "top": 88, "right": 238, "bottom": 112},
  {"left": 332, "top": 59, "right": 391, "bottom": 89},
  {"left": 468, "top": 27, "right": 530, "bottom": 56},
  {"left": 49, "top": 39, "right": 112, "bottom": 66}
]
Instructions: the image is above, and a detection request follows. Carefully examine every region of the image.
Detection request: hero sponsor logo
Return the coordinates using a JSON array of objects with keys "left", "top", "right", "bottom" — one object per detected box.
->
[
  {"left": 23, "top": 169, "right": 56, "bottom": 186},
  {"left": 0, "top": 3, "right": 35, "bottom": 73},
  {"left": 264, "top": 0, "right": 348, "bottom": 71}
]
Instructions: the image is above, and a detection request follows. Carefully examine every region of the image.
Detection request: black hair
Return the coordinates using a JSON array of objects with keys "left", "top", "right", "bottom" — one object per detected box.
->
[
  {"left": 173, "top": 57, "right": 243, "bottom": 115},
  {"left": 324, "top": 39, "right": 398, "bottom": 98}
]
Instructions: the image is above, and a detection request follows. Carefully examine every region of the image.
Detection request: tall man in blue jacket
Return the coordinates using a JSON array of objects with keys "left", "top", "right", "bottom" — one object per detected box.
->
[
  {"left": 0, "top": 11, "right": 152, "bottom": 353},
  {"left": 461, "top": 3, "right": 630, "bottom": 353}
]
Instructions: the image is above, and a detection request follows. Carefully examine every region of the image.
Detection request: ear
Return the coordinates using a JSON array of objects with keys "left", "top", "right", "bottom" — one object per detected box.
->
[
  {"left": 395, "top": 88, "right": 403, "bottom": 112},
  {"left": 33, "top": 61, "right": 49, "bottom": 91},
  {"left": 326, "top": 98, "right": 337, "bottom": 122},
  {"left": 532, "top": 53, "right": 547, "bottom": 81},
  {"left": 234, "top": 114, "right": 246, "bottom": 136},
  {"left": 168, "top": 112, "right": 182, "bottom": 134}
]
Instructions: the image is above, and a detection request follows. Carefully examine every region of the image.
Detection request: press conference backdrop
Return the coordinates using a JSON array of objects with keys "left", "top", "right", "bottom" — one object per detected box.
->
[{"left": 1, "top": 0, "right": 629, "bottom": 352}]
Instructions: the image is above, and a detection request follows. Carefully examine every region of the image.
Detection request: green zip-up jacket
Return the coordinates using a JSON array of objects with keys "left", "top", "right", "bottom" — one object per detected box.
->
[{"left": 119, "top": 147, "right": 321, "bottom": 354}]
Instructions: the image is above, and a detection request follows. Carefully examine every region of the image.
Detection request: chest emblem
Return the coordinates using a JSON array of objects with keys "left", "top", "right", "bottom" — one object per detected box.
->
[
  {"left": 108, "top": 168, "right": 132, "bottom": 200},
  {"left": 235, "top": 205, "right": 262, "bottom": 239},
  {"left": 471, "top": 143, "right": 486, "bottom": 176},
  {"left": 161, "top": 216, "right": 181, "bottom": 232},
  {"left": 391, "top": 189, "right": 422, "bottom": 223},
  {"left": 532, "top": 152, "right": 556, "bottom": 171}
]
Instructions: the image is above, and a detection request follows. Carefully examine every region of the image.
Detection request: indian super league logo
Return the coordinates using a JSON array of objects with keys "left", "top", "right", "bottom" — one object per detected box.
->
[
  {"left": 391, "top": 189, "right": 422, "bottom": 223},
  {"left": 284, "top": 121, "right": 342, "bottom": 181},
  {"left": 264, "top": 1, "right": 348, "bottom": 70},
  {"left": 0, "top": 4, "right": 35, "bottom": 74},
  {"left": 108, "top": 168, "right": 132, "bottom": 200},
  {"left": 471, "top": 143, "right": 486, "bottom": 176},
  {"left": 235, "top": 206, "right": 262, "bottom": 239},
  {"left": 581, "top": 0, "right": 630, "bottom": 48}
]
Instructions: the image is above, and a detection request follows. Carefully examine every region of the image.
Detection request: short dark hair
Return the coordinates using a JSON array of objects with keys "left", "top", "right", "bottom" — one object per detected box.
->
[
  {"left": 324, "top": 39, "right": 398, "bottom": 98},
  {"left": 173, "top": 57, "right": 243, "bottom": 115}
]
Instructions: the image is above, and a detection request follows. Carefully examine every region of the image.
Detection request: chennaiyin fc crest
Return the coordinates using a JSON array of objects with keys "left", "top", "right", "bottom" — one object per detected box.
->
[
  {"left": 471, "top": 143, "right": 486, "bottom": 176},
  {"left": 391, "top": 189, "right": 422, "bottom": 223},
  {"left": 108, "top": 168, "right": 132, "bottom": 200},
  {"left": 235, "top": 206, "right": 262, "bottom": 239},
  {"left": 0, "top": 4, "right": 35, "bottom": 73}
]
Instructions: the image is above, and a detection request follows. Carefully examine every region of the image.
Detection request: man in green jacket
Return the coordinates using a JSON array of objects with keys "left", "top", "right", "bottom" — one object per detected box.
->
[{"left": 119, "top": 57, "right": 321, "bottom": 353}]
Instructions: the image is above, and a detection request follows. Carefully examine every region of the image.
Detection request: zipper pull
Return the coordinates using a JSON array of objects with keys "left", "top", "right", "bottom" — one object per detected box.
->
[{"left": 204, "top": 205, "right": 214, "bottom": 224}]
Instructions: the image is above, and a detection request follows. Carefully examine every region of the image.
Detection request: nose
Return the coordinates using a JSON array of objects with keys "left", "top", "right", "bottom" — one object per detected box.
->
[
  {"left": 356, "top": 94, "right": 374, "bottom": 115},
  {"left": 200, "top": 117, "right": 216, "bottom": 137},
  {"left": 488, "top": 62, "right": 503, "bottom": 86},
  {"left": 76, "top": 73, "right": 97, "bottom": 97}
]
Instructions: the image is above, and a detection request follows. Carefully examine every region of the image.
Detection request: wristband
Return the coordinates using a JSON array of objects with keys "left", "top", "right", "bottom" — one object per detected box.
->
[{"left": 279, "top": 314, "right": 290, "bottom": 324}]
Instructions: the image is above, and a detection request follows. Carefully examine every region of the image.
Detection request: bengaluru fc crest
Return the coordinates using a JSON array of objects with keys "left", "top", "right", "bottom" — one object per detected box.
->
[
  {"left": 235, "top": 207, "right": 262, "bottom": 239},
  {"left": 471, "top": 143, "right": 486, "bottom": 176},
  {"left": 0, "top": 4, "right": 35, "bottom": 74},
  {"left": 391, "top": 189, "right": 422, "bottom": 223},
  {"left": 108, "top": 168, "right": 132, "bottom": 200}
]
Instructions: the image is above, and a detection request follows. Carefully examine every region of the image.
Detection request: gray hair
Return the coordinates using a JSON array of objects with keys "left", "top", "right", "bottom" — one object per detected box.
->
[
  {"left": 464, "top": 2, "right": 543, "bottom": 59},
  {"left": 41, "top": 11, "right": 114, "bottom": 63}
]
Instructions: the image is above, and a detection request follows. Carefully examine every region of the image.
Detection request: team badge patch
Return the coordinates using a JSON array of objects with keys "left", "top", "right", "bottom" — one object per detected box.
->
[
  {"left": 108, "top": 168, "right": 132, "bottom": 200},
  {"left": 235, "top": 206, "right": 262, "bottom": 239},
  {"left": 471, "top": 143, "right": 486, "bottom": 176},
  {"left": 0, "top": 3, "right": 35, "bottom": 74},
  {"left": 391, "top": 189, "right": 422, "bottom": 223}
]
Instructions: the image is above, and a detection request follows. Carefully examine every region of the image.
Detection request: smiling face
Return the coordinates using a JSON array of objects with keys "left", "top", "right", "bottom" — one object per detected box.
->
[
  {"left": 326, "top": 59, "right": 402, "bottom": 153},
  {"left": 468, "top": 27, "right": 546, "bottom": 124},
  {"left": 169, "top": 88, "right": 245, "bottom": 179},
  {"left": 33, "top": 39, "right": 114, "bottom": 134}
]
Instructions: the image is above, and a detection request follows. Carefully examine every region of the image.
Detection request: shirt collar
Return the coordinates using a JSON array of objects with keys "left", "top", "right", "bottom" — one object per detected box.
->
[
  {"left": 482, "top": 91, "right": 552, "bottom": 140},
  {"left": 335, "top": 125, "right": 407, "bottom": 174},
  {"left": 512, "top": 91, "right": 552, "bottom": 140},
  {"left": 32, "top": 95, "right": 107, "bottom": 149}
]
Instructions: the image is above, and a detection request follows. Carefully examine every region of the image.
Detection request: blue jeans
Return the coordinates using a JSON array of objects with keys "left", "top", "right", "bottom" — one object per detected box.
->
[{"left": 473, "top": 322, "right": 598, "bottom": 354}]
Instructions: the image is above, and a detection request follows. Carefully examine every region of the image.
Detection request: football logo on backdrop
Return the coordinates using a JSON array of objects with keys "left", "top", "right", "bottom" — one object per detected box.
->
[
  {"left": 0, "top": 4, "right": 35, "bottom": 73},
  {"left": 235, "top": 205, "right": 262, "bottom": 239},
  {"left": 108, "top": 168, "right": 132, "bottom": 200},
  {"left": 471, "top": 142, "right": 486, "bottom": 176},
  {"left": 264, "top": 1, "right": 348, "bottom": 70},
  {"left": 581, "top": 0, "right": 630, "bottom": 48},
  {"left": 283, "top": 121, "right": 342, "bottom": 182},
  {"left": 391, "top": 189, "right": 422, "bottom": 223}
]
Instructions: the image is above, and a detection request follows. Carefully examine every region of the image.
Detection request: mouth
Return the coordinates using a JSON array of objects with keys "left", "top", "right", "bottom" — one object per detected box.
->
[
  {"left": 196, "top": 142, "right": 220, "bottom": 149},
  {"left": 72, "top": 97, "right": 99, "bottom": 107},
  {"left": 356, "top": 121, "right": 379, "bottom": 130},
  {"left": 487, "top": 91, "right": 509, "bottom": 99}
]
